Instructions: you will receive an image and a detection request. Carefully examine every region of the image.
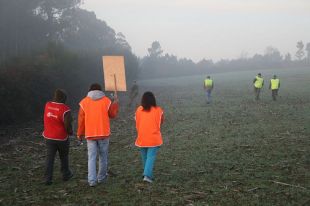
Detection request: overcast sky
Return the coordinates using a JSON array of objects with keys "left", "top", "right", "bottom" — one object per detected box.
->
[{"left": 82, "top": 0, "right": 310, "bottom": 62}]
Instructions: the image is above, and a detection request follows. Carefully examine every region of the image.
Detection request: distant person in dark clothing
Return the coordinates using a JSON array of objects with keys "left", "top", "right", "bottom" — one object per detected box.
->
[
  {"left": 128, "top": 80, "right": 139, "bottom": 107},
  {"left": 42, "top": 89, "right": 73, "bottom": 185}
]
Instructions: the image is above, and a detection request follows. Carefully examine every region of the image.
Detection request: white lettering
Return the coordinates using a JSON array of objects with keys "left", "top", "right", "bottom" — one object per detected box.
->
[
  {"left": 47, "top": 112, "right": 58, "bottom": 119},
  {"left": 48, "top": 107, "right": 60, "bottom": 111}
]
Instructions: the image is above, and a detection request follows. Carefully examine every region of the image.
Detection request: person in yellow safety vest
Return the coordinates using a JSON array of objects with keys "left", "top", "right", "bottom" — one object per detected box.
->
[
  {"left": 253, "top": 73, "right": 264, "bottom": 100},
  {"left": 269, "top": 75, "right": 280, "bottom": 101},
  {"left": 203, "top": 76, "right": 214, "bottom": 104}
]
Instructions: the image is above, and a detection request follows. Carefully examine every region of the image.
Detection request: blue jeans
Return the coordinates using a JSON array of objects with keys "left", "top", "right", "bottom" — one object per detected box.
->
[
  {"left": 140, "top": 147, "right": 159, "bottom": 179},
  {"left": 205, "top": 90, "right": 212, "bottom": 102},
  {"left": 87, "top": 138, "right": 109, "bottom": 185},
  {"left": 206, "top": 90, "right": 211, "bottom": 102}
]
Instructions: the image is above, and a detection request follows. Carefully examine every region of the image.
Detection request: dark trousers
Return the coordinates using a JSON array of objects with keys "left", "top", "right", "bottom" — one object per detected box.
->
[
  {"left": 272, "top": 89, "right": 278, "bottom": 101},
  {"left": 45, "top": 139, "right": 71, "bottom": 182},
  {"left": 254, "top": 88, "right": 261, "bottom": 100},
  {"left": 128, "top": 94, "right": 138, "bottom": 107}
]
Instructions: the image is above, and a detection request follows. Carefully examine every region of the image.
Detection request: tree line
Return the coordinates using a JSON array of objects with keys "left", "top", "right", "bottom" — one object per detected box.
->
[
  {"left": 0, "top": 0, "right": 139, "bottom": 125},
  {"left": 139, "top": 41, "right": 310, "bottom": 79}
]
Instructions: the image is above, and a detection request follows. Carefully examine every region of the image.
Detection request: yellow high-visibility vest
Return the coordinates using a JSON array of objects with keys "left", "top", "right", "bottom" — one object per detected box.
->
[
  {"left": 204, "top": 79, "right": 213, "bottom": 87},
  {"left": 254, "top": 76, "right": 263, "bottom": 89},
  {"left": 270, "top": 79, "right": 280, "bottom": 90}
]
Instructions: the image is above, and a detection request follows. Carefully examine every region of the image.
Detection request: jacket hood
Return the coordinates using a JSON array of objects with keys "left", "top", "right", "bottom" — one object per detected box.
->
[{"left": 87, "top": 90, "right": 105, "bottom": 100}]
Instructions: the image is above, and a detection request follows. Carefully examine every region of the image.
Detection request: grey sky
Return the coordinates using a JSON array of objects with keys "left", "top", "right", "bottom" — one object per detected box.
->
[{"left": 82, "top": 0, "right": 310, "bottom": 62}]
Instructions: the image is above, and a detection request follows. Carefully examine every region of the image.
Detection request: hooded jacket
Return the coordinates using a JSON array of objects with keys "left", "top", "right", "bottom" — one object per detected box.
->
[{"left": 77, "top": 90, "right": 119, "bottom": 140}]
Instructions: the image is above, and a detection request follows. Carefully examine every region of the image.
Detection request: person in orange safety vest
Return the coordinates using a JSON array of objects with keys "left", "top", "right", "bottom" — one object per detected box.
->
[
  {"left": 77, "top": 83, "right": 119, "bottom": 187},
  {"left": 135, "top": 91, "right": 164, "bottom": 183}
]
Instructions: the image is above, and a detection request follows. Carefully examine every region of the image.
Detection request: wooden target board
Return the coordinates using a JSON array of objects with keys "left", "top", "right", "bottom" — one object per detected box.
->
[{"left": 102, "top": 56, "right": 127, "bottom": 91}]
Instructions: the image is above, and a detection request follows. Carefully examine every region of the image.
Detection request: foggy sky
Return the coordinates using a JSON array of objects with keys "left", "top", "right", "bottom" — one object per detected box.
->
[{"left": 82, "top": 0, "right": 310, "bottom": 62}]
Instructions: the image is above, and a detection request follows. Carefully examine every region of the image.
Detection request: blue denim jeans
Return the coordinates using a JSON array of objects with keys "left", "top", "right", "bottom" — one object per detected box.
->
[
  {"left": 140, "top": 147, "right": 160, "bottom": 179},
  {"left": 205, "top": 89, "right": 212, "bottom": 103},
  {"left": 87, "top": 138, "right": 109, "bottom": 185}
]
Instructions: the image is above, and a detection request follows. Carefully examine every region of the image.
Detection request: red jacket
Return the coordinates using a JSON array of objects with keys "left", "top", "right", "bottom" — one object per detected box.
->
[{"left": 43, "top": 102, "right": 70, "bottom": 141}]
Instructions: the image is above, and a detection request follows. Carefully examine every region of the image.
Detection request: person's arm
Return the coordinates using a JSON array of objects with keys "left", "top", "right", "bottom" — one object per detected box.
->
[
  {"left": 269, "top": 80, "right": 271, "bottom": 89},
  {"left": 64, "top": 111, "right": 73, "bottom": 135},
  {"left": 161, "top": 113, "right": 165, "bottom": 125},
  {"left": 77, "top": 107, "right": 85, "bottom": 140},
  {"left": 253, "top": 78, "right": 256, "bottom": 84},
  {"left": 108, "top": 101, "right": 119, "bottom": 118}
]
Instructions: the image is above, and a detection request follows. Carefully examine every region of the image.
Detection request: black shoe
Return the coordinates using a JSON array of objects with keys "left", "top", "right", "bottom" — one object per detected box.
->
[{"left": 63, "top": 172, "right": 74, "bottom": 181}]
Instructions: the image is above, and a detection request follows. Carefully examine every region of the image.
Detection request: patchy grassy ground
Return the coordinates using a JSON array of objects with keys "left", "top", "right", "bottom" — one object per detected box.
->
[{"left": 1, "top": 68, "right": 309, "bottom": 205}]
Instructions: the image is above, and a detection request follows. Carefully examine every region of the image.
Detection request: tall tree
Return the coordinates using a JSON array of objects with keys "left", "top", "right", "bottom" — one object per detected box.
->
[
  {"left": 116, "top": 32, "right": 132, "bottom": 51},
  {"left": 284, "top": 53, "right": 292, "bottom": 62},
  {"left": 34, "top": 0, "right": 81, "bottom": 41},
  {"left": 295, "top": 41, "right": 305, "bottom": 61},
  {"left": 264, "top": 46, "right": 282, "bottom": 62},
  {"left": 148, "top": 41, "right": 163, "bottom": 58}
]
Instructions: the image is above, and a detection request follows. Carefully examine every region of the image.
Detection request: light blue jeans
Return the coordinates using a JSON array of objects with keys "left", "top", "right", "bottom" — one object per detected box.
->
[
  {"left": 87, "top": 138, "right": 109, "bottom": 185},
  {"left": 140, "top": 147, "right": 160, "bottom": 179},
  {"left": 205, "top": 89, "right": 212, "bottom": 103}
]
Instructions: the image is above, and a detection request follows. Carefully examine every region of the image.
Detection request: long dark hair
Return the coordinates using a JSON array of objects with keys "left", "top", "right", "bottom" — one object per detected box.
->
[{"left": 141, "top": 91, "right": 156, "bottom": 111}]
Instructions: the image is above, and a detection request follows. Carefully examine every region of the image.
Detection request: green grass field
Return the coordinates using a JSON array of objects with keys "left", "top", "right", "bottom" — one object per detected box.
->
[{"left": 1, "top": 68, "right": 309, "bottom": 205}]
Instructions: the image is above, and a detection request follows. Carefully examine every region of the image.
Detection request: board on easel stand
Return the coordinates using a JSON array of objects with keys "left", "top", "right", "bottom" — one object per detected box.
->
[{"left": 102, "top": 56, "right": 127, "bottom": 98}]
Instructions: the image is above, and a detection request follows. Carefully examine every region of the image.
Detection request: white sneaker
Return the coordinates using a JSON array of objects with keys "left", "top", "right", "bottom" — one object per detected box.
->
[
  {"left": 89, "top": 182, "right": 97, "bottom": 187},
  {"left": 143, "top": 176, "right": 153, "bottom": 183}
]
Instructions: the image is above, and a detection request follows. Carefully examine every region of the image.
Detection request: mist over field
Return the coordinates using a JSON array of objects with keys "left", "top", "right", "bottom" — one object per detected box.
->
[
  {"left": 0, "top": 0, "right": 309, "bottom": 205},
  {"left": 82, "top": 0, "right": 310, "bottom": 61}
]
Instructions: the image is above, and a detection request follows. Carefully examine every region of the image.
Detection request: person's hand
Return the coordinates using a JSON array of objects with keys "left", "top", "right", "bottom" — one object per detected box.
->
[
  {"left": 77, "top": 139, "right": 84, "bottom": 146},
  {"left": 114, "top": 89, "right": 118, "bottom": 97},
  {"left": 76, "top": 135, "right": 84, "bottom": 146},
  {"left": 77, "top": 135, "right": 84, "bottom": 141},
  {"left": 113, "top": 95, "right": 119, "bottom": 103}
]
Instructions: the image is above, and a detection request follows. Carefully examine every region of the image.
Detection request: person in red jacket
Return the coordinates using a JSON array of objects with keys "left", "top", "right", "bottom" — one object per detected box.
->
[
  {"left": 135, "top": 91, "right": 164, "bottom": 183},
  {"left": 77, "top": 83, "right": 119, "bottom": 187},
  {"left": 43, "top": 89, "right": 73, "bottom": 185}
]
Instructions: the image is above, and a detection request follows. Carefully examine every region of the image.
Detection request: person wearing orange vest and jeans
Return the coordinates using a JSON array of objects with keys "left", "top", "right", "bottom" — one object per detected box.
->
[
  {"left": 77, "top": 83, "right": 119, "bottom": 187},
  {"left": 135, "top": 91, "right": 164, "bottom": 183},
  {"left": 43, "top": 89, "right": 73, "bottom": 185}
]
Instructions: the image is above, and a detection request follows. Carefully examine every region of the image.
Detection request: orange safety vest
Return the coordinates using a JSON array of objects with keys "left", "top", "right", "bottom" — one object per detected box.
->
[
  {"left": 78, "top": 96, "right": 112, "bottom": 139},
  {"left": 135, "top": 106, "right": 163, "bottom": 147}
]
